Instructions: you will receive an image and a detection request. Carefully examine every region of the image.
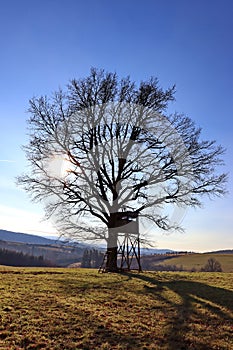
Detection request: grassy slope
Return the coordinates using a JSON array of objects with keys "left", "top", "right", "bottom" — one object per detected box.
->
[
  {"left": 0, "top": 267, "right": 232, "bottom": 350},
  {"left": 151, "top": 253, "right": 233, "bottom": 272}
]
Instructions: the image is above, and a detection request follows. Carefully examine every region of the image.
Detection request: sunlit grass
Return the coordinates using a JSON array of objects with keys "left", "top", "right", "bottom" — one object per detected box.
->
[
  {"left": 0, "top": 268, "right": 232, "bottom": 349},
  {"left": 153, "top": 253, "right": 233, "bottom": 272}
]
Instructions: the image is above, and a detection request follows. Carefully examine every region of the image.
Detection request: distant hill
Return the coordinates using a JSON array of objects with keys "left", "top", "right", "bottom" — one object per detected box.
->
[
  {"left": 206, "top": 249, "right": 233, "bottom": 254},
  {"left": 0, "top": 229, "right": 58, "bottom": 245},
  {"left": 141, "top": 248, "right": 175, "bottom": 255},
  {"left": 144, "top": 253, "right": 233, "bottom": 273},
  {"left": 0, "top": 229, "right": 88, "bottom": 267}
]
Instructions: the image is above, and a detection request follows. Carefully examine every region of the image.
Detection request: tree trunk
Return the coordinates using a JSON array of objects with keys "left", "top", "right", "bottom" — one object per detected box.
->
[
  {"left": 106, "top": 228, "right": 118, "bottom": 272},
  {"left": 106, "top": 211, "right": 134, "bottom": 272}
]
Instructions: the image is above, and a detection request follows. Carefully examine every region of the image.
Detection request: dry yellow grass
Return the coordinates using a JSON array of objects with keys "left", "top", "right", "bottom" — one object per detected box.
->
[
  {"left": 0, "top": 268, "right": 232, "bottom": 349},
  {"left": 152, "top": 253, "right": 233, "bottom": 272}
]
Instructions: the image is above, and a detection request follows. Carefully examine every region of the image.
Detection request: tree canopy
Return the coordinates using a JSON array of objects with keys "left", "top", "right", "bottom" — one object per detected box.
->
[{"left": 18, "top": 68, "right": 227, "bottom": 271}]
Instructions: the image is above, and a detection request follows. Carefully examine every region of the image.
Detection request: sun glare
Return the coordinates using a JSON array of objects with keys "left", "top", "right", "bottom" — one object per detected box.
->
[
  {"left": 46, "top": 154, "right": 75, "bottom": 179},
  {"left": 60, "top": 156, "right": 74, "bottom": 177}
]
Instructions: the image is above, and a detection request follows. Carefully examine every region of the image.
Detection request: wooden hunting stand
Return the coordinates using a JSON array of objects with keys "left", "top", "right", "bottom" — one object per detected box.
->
[{"left": 99, "top": 212, "right": 142, "bottom": 273}]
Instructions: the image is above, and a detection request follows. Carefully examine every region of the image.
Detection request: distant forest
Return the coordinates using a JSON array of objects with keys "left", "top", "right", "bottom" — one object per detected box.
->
[
  {"left": 0, "top": 248, "right": 53, "bottom": 267},
  {"left": 0, "top": 239, "right": 85, "bottom": 267},
  {"left": 81, "top": 249, "right": 104, "bottom": 268}
]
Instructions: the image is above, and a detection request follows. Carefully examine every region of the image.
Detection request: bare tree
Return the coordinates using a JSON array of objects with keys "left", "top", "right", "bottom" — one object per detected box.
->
[
  {"left": 17, "top": 68, "right": 227, "bottom": 271},
  {"left": 202, "top": 258, "right": 222, "bottom": 272}
]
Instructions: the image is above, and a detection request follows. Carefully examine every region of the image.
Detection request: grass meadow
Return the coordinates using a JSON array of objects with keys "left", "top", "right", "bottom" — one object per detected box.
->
[
  {"left": 0, "top": 267, "right": 232, "bottom": 349},
  {"left": 152, "top": 254, "right": 233, "bottom": 272}
]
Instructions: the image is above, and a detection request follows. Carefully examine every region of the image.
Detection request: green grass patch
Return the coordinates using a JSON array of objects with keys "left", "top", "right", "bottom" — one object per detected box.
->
[
  {"left": 0, "top": 267, "right": 232, "bottom": 349},
  {"left": 153, "top": 253, "right": 233, "bottom": 272}
]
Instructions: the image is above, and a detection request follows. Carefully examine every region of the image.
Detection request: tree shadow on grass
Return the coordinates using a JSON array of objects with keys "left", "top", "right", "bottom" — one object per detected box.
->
[
  {"left": 56, "top": 272, "right": 233, "bottom": 349},
  {"left": 54, "top": 275, "right": 147, "bottom": 349},
  {"left": 127, "top": 273, "right": 233, "bottom": 350}
]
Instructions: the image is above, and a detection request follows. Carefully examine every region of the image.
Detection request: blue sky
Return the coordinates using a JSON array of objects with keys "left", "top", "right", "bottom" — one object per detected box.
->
[{"left": 0, "top": 0, "right": 232, "bottom": 251}]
